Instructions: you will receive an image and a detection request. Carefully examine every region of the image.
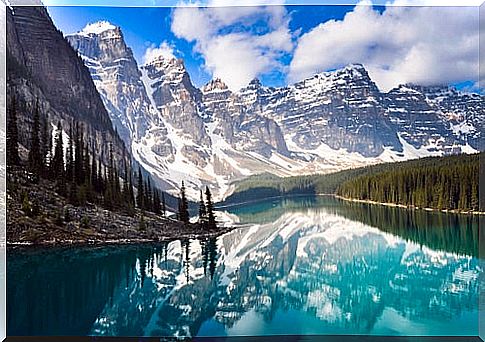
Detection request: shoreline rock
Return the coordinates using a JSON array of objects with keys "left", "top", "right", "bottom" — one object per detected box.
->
[{"left": 7, "top": 169, "right": 238, "bottom": 247}]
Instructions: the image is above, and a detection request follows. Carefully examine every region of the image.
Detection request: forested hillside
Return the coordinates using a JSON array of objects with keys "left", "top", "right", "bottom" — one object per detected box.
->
[
  {"left": 337, "top": 153, "right": 480, "bottom": 211},
  {"left": 222, "top": 153, "right": 483, "bottom": 213}
]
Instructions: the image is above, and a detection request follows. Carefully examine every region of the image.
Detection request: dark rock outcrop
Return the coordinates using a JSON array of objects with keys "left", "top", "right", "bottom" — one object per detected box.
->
[{"left": 7, "top": 7, "right": 127, "bottom": 165}]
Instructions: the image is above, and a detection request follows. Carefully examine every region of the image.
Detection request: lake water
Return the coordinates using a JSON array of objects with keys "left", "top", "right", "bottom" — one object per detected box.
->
[{"left": 7, "top": 196, "right": 483, "bottom": 337}]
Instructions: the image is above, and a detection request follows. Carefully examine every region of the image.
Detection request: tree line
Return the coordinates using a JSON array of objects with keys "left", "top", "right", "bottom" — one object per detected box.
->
[
  {"left": 7, "top": 96, "right": 168, "bottom": 217},
  {"left": 8, "top": 96, "right": 221, "bottom": 226},
  {"left": 223, "top": 152, "right": 482, "bottom": 213},
  {"left": 176, "top": 180, "right": 217, "bottom": 230},
  {"left": 336, "top": 153, "right": 480, "bottom": 212}
]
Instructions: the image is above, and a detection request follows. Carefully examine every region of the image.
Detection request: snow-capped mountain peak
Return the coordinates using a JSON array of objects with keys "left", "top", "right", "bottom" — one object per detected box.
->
[
  {"left": 144, "top": 54, "right": 183, "bottom": 70},
  {"left": 67, "top": 23, "right": 484, "bottom": 202},
  {"left": 79, "top": 20, "right": 118, "bottom": 36},
  {"left": 203, "top": 78, "right": 230, "bottom": 94}
]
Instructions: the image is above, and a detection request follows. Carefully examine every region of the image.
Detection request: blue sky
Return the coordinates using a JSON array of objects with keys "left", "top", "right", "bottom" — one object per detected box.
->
[{"left": 47, "top": 4, "right": 480, "bottom": 92}]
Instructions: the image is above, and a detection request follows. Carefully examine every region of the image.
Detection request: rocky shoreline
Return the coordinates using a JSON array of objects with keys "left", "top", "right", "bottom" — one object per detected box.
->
[
  {"left": 334, "top": 195, "right": 485, "bottom": 215},
  {"left": 7, "top": 171, "right": 236, "bottom": 247},
  {"left": 6, "top": 224, "right": 237, "bottom": 248}
]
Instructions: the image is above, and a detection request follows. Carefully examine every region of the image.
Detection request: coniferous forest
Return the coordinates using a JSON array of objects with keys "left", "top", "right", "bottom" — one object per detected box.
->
[
  {"left": 224, "top": 153, "right": 482, "bottom": 213},
  {"left": 7, "top": 96, "right": 221, "bottom": 242},
  {"left": 7, "top": 96, "right": 164, "bottom": 216},
  {"left": 336, "top": 153, "right": 480, "bottom": 211}
]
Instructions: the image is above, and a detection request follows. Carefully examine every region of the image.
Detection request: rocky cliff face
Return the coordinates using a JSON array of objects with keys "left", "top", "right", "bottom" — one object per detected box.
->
[
  {"left": 7, "top": 7, "right": 127, "bottom": 165},
  {"left": 66, "top": 21, "right": 484, "bottom": 201},
  {"left": 202, "top": 78, "right": 289, "bottom": 158},
  {"left": 411, "top": 84, "right": 485, "bottom": 151},
  {"left": 254, "top": 64, "right": 396, "bottom": 157},
  {"left": 66, "top": 22, "right": 154, "bottom": 148}
]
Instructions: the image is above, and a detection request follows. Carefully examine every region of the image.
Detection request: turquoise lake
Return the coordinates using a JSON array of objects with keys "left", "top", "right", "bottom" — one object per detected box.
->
[{"left": 7, "top": 196, "right": 483, "bottom": 337}]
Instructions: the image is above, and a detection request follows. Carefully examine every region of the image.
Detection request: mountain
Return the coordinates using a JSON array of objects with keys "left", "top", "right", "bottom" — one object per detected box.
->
[
  {"left": 7, "top": 8, "right": 127, "bottom": 165},
  {"left": 66, "top": 22, "right": 484, "bottom": 201},
  {"left": 66, "top": 21, "right": 154, "bottom": 149}
]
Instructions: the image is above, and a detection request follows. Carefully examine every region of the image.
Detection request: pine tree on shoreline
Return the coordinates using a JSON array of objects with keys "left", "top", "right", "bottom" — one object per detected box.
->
[
  {"left": 198, "top": 189, "right": 207, "bottom": 225},
  {"left": 178, "top": 181, "right": 190, "bottom": 224},
  {"left": 205, "top": 186, "right": 216, "bottom": 230}
]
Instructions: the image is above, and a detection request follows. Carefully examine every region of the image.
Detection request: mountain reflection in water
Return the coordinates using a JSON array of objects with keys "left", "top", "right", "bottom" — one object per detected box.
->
[{"left": 7, "top": 196, "right": 481, "bottom": 337}]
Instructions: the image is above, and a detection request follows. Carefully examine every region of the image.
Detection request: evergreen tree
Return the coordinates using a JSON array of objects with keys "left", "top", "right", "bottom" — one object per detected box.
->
[
  {"left": 128, "top": 166, "right": 135, "bottom": 207},
  {"left": 198, "top": 189, "right": 207, "bottom": 224},
  {"left": 205, "top": 186, "right": 217, "bottom": 230},
  {"left": 65, "top": 122, "right": 74, "bottom": 184},
  {"left": 103, "top": 167, "right": 108, "bottom": 196},
  {"left": 7, "top": 96, "right": 20, "bottom": 166},
  {"left": 139, "top": 211, "right": 146, "bottom": 232},
  {"left": 41, "top": 112, "right": 50, "bottom": 176},
  {"left": 136, "top": 167, "right": 144, "bottom": 209},
  {"left": 335, "top": 153, "right": 480, "bottom": 212},
  {"left": 161, "top": 192, "right": 167, "bottom": 217},
  {"left": 96, "top": 157, "right": 103, "bottom": 194},
  {"left": 90, "top": 142, "right": 98, "bottom": 195},
  {"left": 84, "top": 141, "right": 91, "bottom": 186},
  {"left": 28, "top": 99, "right": 42, "bottom": 180},
  {"left": 177, "top": 196, "right": 182, "bottom": 221},
  {"left": 50, "top": 122, "right": 66, "bottom": 194},
  {"left": 147, "top": 178, "right": 153, "bottom": 212},
  {"left": 471, "top": 180, "right": 479, "bottom": 211},
  {"left": 144, "top": 179, "right": 152, "bottom": 212},
  {"left": 178, "top": 181, "right": 190, "bottom": 224},
  {"left": 74, "top": 123, "right": 84, "bottom": 185},
  {"left": 153, "top": 189, "right": 161, "bottom": 215},
  {"left": 114, "top": 166, "right": 122, "bottom": 207},
  {"left": 103, "top": 146, "right": 115, "bottom": 209},
  {"left": 122, "top": 161, "right": 133, "bottom": 212}
]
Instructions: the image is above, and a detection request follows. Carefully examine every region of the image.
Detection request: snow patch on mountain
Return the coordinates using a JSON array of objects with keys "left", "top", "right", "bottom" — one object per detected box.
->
[
  {"left": 67, "top": 23, "right": 484, "bottom": 202},
  {"left": 80, "top": 21, "right": 117, "bottom": 36}
]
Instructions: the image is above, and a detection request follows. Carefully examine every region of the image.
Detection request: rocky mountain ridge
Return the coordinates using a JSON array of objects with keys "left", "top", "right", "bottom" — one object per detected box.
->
[
  {"left": 66, "top": 21, "right": 484, "bottom": 201},
  {"left": 7, "top": 8, "right": 128, "bottom": 167}
]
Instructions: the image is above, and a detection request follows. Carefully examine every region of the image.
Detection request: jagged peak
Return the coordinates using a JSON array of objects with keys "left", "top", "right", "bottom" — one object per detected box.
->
[
  {"left": 390, "top": 83, "right": 431, "bottom": 95},
  {"left": 387, "top": 83, "right": 460, "bottom": 100},
  {"left": 333, "top": 63, "right": 370, "bottom": 78},
  {"left": 405, "top": 83, "right": 454, "bottom": 94},
  {"left": 248, "top": 78, "right": 262, "bottom": 87},
  {"left": 239, "top": 78, "right": 266, "bottom": 94},
  {"left": 303, "top": 63, "right": 371, "bottom": 84},
  {"left": 143, "top": 54, "right": 186, "bottom": 74},
  {"left": 203, "top": 77, "right": 230, "bottom": 93},
  {"left": 68, "top": 21, "right": 119, "bottom": 37},
  {"left": 145, "top": 53, "right": 170, "bottom": 64},
  {"left": 294, "top": 63, "right": 374, "bottom": 91},
  {"left": 342, "top": 63, "right": 366, "bottom": 71}
]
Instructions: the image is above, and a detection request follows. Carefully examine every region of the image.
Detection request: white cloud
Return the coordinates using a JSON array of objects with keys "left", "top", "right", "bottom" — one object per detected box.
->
[
  {"left": 288, "top": 2, "right": 479, "bottom": 91},
  {"left": 171, "top": 3, "right": 293, "bottom": 90},
  {"left": 143, "top": 41, "right": 177, "bottom": 64}
]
